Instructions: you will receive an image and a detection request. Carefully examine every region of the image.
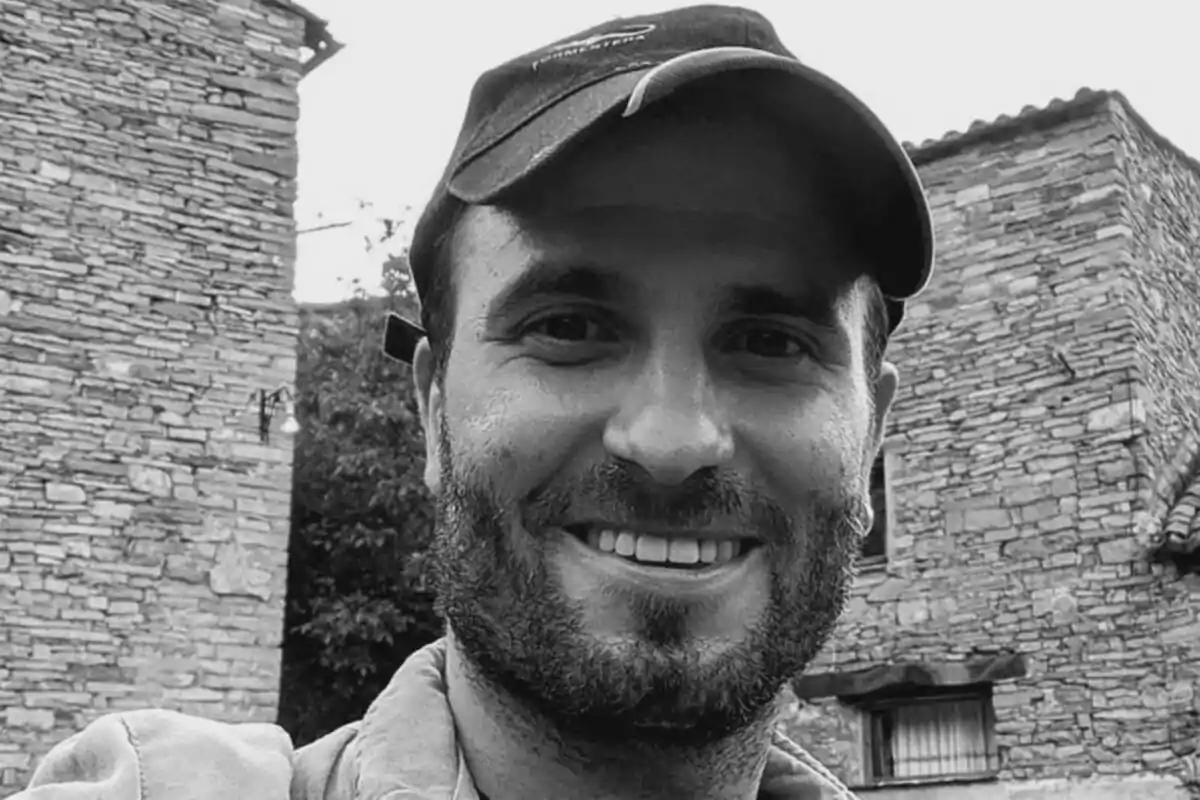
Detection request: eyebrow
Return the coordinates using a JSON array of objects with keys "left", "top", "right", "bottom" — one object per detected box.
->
[
  {"left": 486, "top": 261, "right": 634, "bottom": 321},
  {"left": 485, "top": 260, "right": 850, "bottom": 338},
  {"left": 719, "top": 283, "right": 845, "bottom": 334}
]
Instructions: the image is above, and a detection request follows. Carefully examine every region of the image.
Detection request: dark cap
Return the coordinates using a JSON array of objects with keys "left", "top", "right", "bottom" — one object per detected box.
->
[{"left": 384, "top": 4, "right": 934, "bottom": 363}]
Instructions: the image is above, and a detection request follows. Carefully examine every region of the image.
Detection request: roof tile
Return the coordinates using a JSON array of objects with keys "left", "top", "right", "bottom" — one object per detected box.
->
[
  {"left": 903, "top": 87, "right": 1200, "bottom": 181},
  {"left": 1161, "top": 474, "right": 1200, "bottom": 560}
]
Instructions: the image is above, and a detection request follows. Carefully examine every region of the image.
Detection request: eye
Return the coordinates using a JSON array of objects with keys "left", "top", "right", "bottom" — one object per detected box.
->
[
  {"left": 525, "top": 312, "right": 616, "bottom": 343},
  {"left": 517, "top": 311, "right": 623, "bottom": 366},
  {"left": 725, "top": 325, "right": 809, "bottom": 359}
]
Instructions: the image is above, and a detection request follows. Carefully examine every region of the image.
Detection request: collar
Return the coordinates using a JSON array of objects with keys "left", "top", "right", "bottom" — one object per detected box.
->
[{"left": 338, "top": 638, "right": 858, "bottom": 799}]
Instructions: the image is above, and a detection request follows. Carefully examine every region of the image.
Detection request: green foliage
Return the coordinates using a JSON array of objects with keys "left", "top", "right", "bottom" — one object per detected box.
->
[{"left": 277, "top": 256, "right": 442, "bottom": 746}]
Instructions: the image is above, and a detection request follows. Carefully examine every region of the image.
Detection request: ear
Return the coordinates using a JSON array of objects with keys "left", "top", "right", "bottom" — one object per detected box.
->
[
  {"left": 412, "top": 337, "right": 444, "bottom": 496},
  {"left": 870, "top": 360, "right": 899, "bottom": 457}
]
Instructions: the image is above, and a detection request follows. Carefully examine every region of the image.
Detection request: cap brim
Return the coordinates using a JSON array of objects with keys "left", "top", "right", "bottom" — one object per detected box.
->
[
  {"left": 451, "top": 68, "right": 649, "bottom": 204},
  {"left": 386, "top": 47, "right": 933, "bottom": 363},
  {"left": 452, "top": 46, "right": 933, "bottom": 299}
]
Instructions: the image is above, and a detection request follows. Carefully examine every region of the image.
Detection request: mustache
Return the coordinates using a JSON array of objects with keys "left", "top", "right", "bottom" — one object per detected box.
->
[{"left": 522, "top": 460, "right": 795, "bottom": 539}]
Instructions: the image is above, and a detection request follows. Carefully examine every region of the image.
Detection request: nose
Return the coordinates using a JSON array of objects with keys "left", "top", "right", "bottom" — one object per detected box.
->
[{"left": 602, "top": 356, "right": 735, "bottom": 486}]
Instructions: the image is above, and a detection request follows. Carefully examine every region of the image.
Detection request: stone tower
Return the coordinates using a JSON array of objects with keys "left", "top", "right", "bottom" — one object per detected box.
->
[
  {"left": 0, "top": 0, "right": 336, "bottom": 792},
  {"left": 784, "top": 91, "right": 1200, "bottom": 799}
]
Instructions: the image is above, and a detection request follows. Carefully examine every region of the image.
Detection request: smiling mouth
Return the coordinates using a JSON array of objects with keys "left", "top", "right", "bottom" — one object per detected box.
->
[{"left": 564, "top": 525, "right": 757, "bottom": 570}]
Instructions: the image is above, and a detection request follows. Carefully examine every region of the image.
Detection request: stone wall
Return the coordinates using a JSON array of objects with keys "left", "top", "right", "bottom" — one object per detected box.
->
[
  {"left": 783, "top": 94, "right": 1200, "bottom": 799},
  {"left": 1115, "top": 103, "right": 1200, "bottom": 517},
  {"left": 1115, "top": 98, "right": 1200, "bottom": 794},
  {"left": 0, "top": 0, "right": 308, "bottom": 792}
]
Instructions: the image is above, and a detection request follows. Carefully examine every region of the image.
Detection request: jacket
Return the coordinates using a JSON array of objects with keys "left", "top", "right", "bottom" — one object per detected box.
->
[{"left": 15, "top": 639, "right": 858, "bottom": 799}]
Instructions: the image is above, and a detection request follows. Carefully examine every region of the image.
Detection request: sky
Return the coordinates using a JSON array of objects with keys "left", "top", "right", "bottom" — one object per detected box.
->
[{"left": 291, "top": 0, "right": 1200, "bottom": 303}]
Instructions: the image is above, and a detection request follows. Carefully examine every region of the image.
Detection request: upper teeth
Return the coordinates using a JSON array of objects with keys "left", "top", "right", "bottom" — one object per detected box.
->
[{"left": 585, "top": 529, "right": 743, "bottom": 565}]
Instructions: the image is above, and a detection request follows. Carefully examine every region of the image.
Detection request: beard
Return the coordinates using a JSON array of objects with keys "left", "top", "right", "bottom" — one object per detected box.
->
[{"left": 430, "top": 417, "right": 868, "bottom": 749}]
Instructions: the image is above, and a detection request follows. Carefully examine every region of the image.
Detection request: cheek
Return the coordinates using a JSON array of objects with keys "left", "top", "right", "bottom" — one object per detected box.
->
[
  {"left": 443, "top": 385, "right": 525, "bottom": 483},
  {"left": 748, "top": 392, "right": 871, "bottom": 498},
  {"left": 442, "top": 366, "right": 603, "bottom": 500}
]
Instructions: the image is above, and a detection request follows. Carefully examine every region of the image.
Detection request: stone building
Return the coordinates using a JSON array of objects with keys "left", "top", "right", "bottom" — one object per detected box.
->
[
  {"left": 0, "top": 0, "right": 336, "bottom": 792},
  {"left": 784, "top": 90, "right": 1200, "bottom": 799}
]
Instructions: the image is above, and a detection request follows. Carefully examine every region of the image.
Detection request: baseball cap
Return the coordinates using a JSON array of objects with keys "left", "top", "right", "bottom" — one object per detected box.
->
[{"left": 383, "top": 4, "right": 934, "bottom": 363}]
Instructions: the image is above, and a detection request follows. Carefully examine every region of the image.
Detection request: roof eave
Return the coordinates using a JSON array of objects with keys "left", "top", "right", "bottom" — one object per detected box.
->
[
  {"left": 904, "top": 88, "right": 1114, "bottom": 166},
  {"left": 904, "top": 87, "right": 1200, "bottom": 182},
  {"left": 263, "top": 0, "right": 343, "bottom": 77}
]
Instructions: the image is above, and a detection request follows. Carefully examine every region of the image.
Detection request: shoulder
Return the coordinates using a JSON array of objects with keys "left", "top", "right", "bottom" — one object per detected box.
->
[
  {"left": 291, "top": 721, "right": 362, "bottom": 800},
  {"left": 763, "top": 727, "right": 862, "bottom": 800},
  {"left": 18, "top": 710, "right": 296, "bottom": 800}
]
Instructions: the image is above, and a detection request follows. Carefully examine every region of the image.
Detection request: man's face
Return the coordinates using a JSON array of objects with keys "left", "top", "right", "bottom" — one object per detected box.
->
[{"left": 414, "top": 94, "right": 897, "bottom": 745}]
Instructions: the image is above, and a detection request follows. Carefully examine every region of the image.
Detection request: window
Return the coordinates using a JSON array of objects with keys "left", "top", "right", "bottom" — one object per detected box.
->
[
  {"left": 864, "top": 686, "right": 998, "bottom": 784},
  {"left": 861, "top": 454, "right": 887, "bottom": 564}
]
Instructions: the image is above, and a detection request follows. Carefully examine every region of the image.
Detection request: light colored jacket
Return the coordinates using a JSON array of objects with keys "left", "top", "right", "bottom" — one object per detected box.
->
[{"left": 15, "top": 639, "right": 858, "bottom": 799}]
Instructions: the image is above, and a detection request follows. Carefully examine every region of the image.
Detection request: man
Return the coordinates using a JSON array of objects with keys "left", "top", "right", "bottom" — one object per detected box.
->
[{"left": 18, "top": 5, "right": 932, "bottom": 799}]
